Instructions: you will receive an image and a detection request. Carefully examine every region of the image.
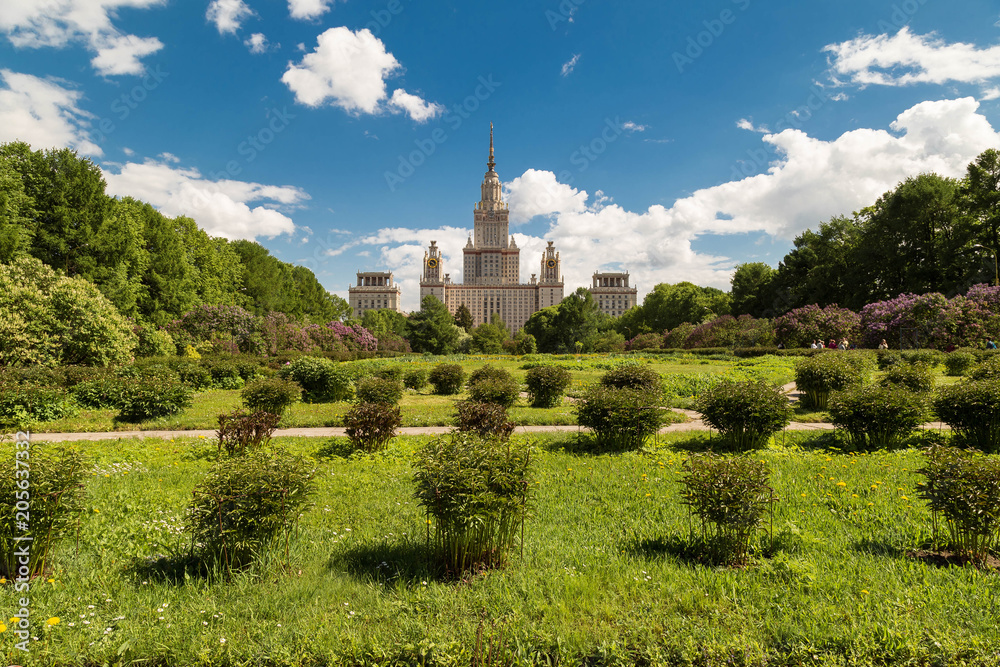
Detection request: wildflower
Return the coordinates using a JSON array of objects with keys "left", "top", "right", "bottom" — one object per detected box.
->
[
  {"left": 0, "top": 622, "right": 6, "bottom": 633},
  {"left": 220, "top": 637, "right": 226, "bottom": 644},
  {"left": 860, "top": 589, "right": 869, "bottom": 595},
  {"left": 836, "top": 481, "right": 847, "bottom": 487},
  {"left": 94, "top": 509, "right": 100, "bottom": 513},
  {"left": 47, "top": 617, "right": 60, "bottom": 626}
]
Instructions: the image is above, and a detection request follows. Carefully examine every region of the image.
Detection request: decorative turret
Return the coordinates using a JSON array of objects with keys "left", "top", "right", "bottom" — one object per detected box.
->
[{"left": 479, "top": 122, "right": 504, "bottom": 210}]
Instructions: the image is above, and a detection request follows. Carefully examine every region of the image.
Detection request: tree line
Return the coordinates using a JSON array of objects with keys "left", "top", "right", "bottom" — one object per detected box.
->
[{"left": 0, "top": 142, "right": 350, "bottom": 329}]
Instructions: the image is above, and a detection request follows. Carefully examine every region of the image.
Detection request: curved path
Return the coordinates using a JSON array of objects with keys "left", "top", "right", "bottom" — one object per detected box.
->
[{"left": 22, "top": 383, "right": 951, "bottom": 442}]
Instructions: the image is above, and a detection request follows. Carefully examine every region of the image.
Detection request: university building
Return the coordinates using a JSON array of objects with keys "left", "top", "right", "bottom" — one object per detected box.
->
[
  {"left": 590, "top": 272, "right": 638, "bottom": 318},
  {"left": 348, "top": 271, "right": 402, "bottom": 319},
  {"left": 419, "top": 126, "right": 565, "bottom": 333}
]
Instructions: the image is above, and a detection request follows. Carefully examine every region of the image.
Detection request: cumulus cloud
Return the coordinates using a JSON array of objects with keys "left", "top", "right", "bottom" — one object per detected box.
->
[
  {"left": 103, "top": 157, "right": 309, "bottom": 240},
  {"left": 387, "top": 89, "right": 443, "bottom": 122},
  {"left": 0, "top": 0, "right": 165, "bottom": 76},
  {"left": 825, "top": 27, "right": 1000, "bottom": 95},
  {"left": 339, "top": 97, "right": 1000, "bottom": 307},
  {"left": 288, "top": 0, "right": 334, "bottom": 20},
  {"left": 244, "top": 32, "right": 272, "bottom": 54},
  {"left": 207, "top": 0, "right": 254, "bottom": 34},
  {"left": 737, "top": 118, "right": 768, "bottom": 133},
  {"left": 560, "top": 53, "right": 580, "bottom": 77},
  {"left": 0, "top": 69, "right": 101, "bottom": 155},
  {"left": 623, "top": 121, "right": 647, "bottom": 132},
  {"left": 282, "top": 27, "right": 441, "bottom": 122}
]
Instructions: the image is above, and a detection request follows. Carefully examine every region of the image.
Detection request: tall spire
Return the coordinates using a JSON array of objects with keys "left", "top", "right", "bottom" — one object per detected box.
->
[{"left": 487, "top": 122, "right": 495, "bottom": 172}]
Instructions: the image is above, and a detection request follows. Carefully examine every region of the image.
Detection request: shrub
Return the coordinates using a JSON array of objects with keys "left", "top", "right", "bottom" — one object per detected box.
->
[
  {"left": 467, "top": 367, "right": 519, "bottom": 408},
  {"left": 663, "top": 323, "right": 695, "bottom": 349},
  {"left": 917, "top": 445, "right": 1000, "bottom": 566},
  {"left": 694, "top": 380, "right": 792, "bottom": 451},
  {"left": 794, "top": 354, "right": 866, "bottom": 410},
  {"left": 876, "top": 350, "right": 903, "bottom": 370},
  {"left": 116, "top": 377, "right": 193, "bottom": 423},
  {"left": 599, "top": 363, "right": 663, "bottom": 394},
  {"left": 216, "top": 409, "right": 282, "bottom": 457},
  {"left": 968, "top": 355, "right": 1000, "bottom": 381},
  {"left": 678, "top": 453, "right": 774, "bottom": 567},
  {"left": 879, "top": 362, "right": 935, "bottom": 393},
  {"left": 684, "top": 315, "right": 776, "bottom": 349},
  {"left": 278, "top": 356, "right": 353, "bottom": 403},
  {"left": 0, "top": 437, "right": 88, "bottom": 579},
  {"left": 203, "top": 360, "right": 244, "bottom": 390},
  {"left": 944, "top": 350, "right": 977, "bottom": 376},
  {"left": 135, "top": 325, "right": 175, "bottom": 358},
  {"left": 576, "top": 386, "right": 665, "bottom": 450},
  {"left": 429, "top": 364, "right": 465, "bottom": 395},
  {"left": 175, "top": 361, "right": 213, "bottom": 390},
  {"left": 524, "top": 365, "right": 572, "bottom": 408},
  {"left": 403, "top": 367, "right": 429, "bottom": 391},
  {"left": 454, "top": 401, "right": 516, "bottom": 442},
  {"left": 413, "top": 433, "right": 533, "bottom": 575},
  {"left": 773, "top": 304, "right": 861, "bottom": 349},
  {"left": 0, "top": 383, "right": 78, "bottom": 428},
  {"left": 344, "top": 402, "right": 402, "bottom": 453},
  {"left": 186, "top": 451, "right": 316, "bottom": 572},
  {"left": 0, "top": 256, "right": 137, "bottom": 367},
  {"left": 828, "top": 385, "right": 928, "bottom": 451},
  {"left": 933, "top": 380, "right": 1000, "bottom": 453},
  {"left": 373, "top": 365, "right": 406, "bottom": 384},
  {"left": 627, "top": 332, "right": 663, "bottom": 351},
  {"left": 354, "top": 377, "right": 404, "bottom": 406}
]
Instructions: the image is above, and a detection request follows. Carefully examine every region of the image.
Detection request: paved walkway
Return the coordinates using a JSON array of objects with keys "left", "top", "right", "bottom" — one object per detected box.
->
[{"left": 23, "top": 383, "right": 951, "bottom": 442}]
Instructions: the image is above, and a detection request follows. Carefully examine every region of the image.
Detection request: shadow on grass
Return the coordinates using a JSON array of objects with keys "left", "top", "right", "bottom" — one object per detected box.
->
[
  {"left": 626, "top": 534, "right": 781, "bottom": 568},
  {"left": 850, "top": 538, "right": 908, "bottom": 558},
  {"left": 328, "top": 539, "right": 437, "bottom": 584},
  {"left": 127, "top": 551, "right": 213, "bottom": 584},
  {"left": 314, "top": 438, "right": 354, "bottom": 461},
  {"left": 538, "top": 433, "right": 641, "bottom": 456}
]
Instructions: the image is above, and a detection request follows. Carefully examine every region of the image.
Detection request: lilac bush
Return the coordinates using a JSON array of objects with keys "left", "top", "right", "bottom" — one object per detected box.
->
[
  {"left": 859, "top": 292, "right": 964, "bottom": 349},
  {"left": 773, "top": 304, "right": 861, "bottom": 349},
  {"left": 683, "top": 315, "right": 775, "bottom": 349}
]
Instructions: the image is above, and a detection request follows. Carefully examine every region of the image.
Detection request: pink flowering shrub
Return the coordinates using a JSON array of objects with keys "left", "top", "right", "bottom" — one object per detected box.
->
[
  {"left": 166, "top": 305, "right": 266, "bottom": 355},
  {"left": 773, "top": 304, "right": 861, "bottom": 349},
  {"left": 859, "top": 292, "right": 964, "bottom": 349},
  {"left": 683, "top": 315, "right": 775, "bottom": 349}
]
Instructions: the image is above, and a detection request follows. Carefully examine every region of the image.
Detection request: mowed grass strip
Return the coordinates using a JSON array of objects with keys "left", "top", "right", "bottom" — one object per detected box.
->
[{"left": 9, "top": 431, "right": 999, "bottom": 666}]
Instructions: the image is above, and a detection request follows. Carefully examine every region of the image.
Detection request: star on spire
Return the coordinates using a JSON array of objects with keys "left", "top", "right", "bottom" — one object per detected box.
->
[{"left": 487, "top": 122, "right": 495, "bottom": 172}]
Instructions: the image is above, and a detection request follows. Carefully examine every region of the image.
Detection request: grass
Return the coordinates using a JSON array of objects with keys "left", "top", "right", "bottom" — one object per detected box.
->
[{"left": 6, "top": 430, "right": 999, "bottom": 666}]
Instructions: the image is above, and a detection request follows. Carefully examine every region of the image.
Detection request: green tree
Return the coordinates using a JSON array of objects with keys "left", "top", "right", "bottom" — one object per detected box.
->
[
  {"left": 0, "top": 146, "right": 34, "bottom": 263},
  {"left": 770, "top": 216, "right": 864, "bottom": 311},
  {"left": 730, "top": 262, "right": 777, "bottom": 317},
  {"left": 406, "top": 295, "right": 461, "bottom": 354},
  {"left": 625, "top": 282, "right": 730, "bottom": 333},
  {"left": 855, "top": 174, "right": 968, "bottom": 301},
  {"left": 525, "top": 288, "right": 609, "bottom": 353},
  {"left": 961, "top": 149, "right": 1000, "bottom": 286},
  {"left": 361, "top": 308, "right": 409, "bottom": 338},
  {"left": 454, "top": 304, "right": 474, "bottom": 332},
  {"left": 471, "top": 321, "right": 509, "bottom": 353}
]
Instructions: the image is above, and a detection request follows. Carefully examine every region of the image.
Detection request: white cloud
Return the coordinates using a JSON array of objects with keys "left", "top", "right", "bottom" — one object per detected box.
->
[
  {"left": 0, "top": 0, "right": 165, "bottom": 76},
  {"left": 825, "top": 27, "right": 1000, "bottom": 94},
  {"left": 622, "top": 121, "right": 647, "bottom": 132},
  {"left": 103, "top": 157, "right": 309, "bottom": 240},
  {"left": 282, "top": 28, "right": 441, "bottom": 121},
  {"left": 339, "top": 97, "right": 1000, "bottom": 308},
  {"left": 0, "top": 69, "right": 101, "bottom": 155},
  {"left": 282, "top": 27, "right": 398, "bottom": 112},
  {"left": 207, "top": 0, "right": 254, "bottom": 35},
  {"left": 504, "top": 169, "right": 588, "bottom": 223},
  {"left": 737, "top": 118, "right": 768, "bottom": 133},
  {"left": 288, "top": 0, "right": 334, "bottom": 20},
  {"left": 244, "top": 32, "right": 271, "bottom": 54},
  {"left": 561, "top": 53, "right": 581, "bottom": 77},
  {"left": 387, "top": 89, "right": 443, "bottom": 123}
]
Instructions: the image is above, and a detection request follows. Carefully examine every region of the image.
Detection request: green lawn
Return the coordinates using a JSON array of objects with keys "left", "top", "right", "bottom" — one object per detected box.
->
[{"left": 6, "top": 431, "right": 998, "bottom": 666}]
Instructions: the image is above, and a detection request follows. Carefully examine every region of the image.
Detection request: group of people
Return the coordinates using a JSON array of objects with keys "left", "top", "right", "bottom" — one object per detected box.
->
[{"left": 810, "top": 338, "right": 860, "bottom": 350}]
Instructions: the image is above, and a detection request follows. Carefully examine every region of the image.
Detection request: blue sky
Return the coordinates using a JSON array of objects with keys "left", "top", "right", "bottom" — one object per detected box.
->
[{"left": 3, "top": 0, "right": 1000, "bottom": 310}]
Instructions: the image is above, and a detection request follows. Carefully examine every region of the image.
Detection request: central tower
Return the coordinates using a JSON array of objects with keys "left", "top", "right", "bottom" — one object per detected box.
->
[{"left": 463, "top": 123, "right": 519, "bottom": 286}]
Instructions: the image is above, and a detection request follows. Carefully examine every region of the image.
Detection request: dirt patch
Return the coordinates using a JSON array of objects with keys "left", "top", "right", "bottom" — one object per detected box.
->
[{"left": 909, "top": 549, "right": 1000, "bottom": 571}]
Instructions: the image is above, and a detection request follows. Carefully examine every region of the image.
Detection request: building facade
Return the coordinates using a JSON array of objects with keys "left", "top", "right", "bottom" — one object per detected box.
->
[
  {"left": 348, "top": 271, "right": 402, "bottom": 319},
  {"left": 419, "top": 126, "right": 564, "bottom": 333},
  {"left": 589, "top": 272, "right": 638, "bottom": 318}
]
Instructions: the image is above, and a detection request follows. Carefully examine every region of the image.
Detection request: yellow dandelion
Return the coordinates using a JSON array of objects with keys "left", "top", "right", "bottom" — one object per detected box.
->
[
  {"left": 836, "top": 481, "right": 847, "bottom": 487},
  {"left": 645, "top": 493, "right": 651, "bottom": 497},
  {"left": 9, "top": 617, "right": 18, "bottom": 624},
  {"left": 0, "top": 577, "right": 6, "bottom": 584},
  {"left": 867, "top": 502, "right": 874, "bottom": 506},
  {"left": 901, "top": 495, "right": 909, "bottom": 500},
  {"left": 47, "top": 617, "right": 60, "bottom": 626},
  {"left": 0, "top": 622, "right": 6, "bottom": 633},
  {"left": 860, "top": 589, "right": 869, "bottom": 595},
  {"left": 801, "top": 493, "right": 807, "bottom": 497},
  {"left": 47, "top": 578, "right": 54, "bottom": 584},
  {"left": 852, "top": 494, "right": 858, "bottom": 498},
  {"left": 94, "top": 508, "right": 100, "bottom": 513},
  {"left": 870, "top": 485, "right": 878, "bottom": 490}
]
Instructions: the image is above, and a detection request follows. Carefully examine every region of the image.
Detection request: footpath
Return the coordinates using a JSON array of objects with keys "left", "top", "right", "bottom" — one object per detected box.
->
[{"left": 24, "top": 383, "right": 951, "bottom": 443}]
